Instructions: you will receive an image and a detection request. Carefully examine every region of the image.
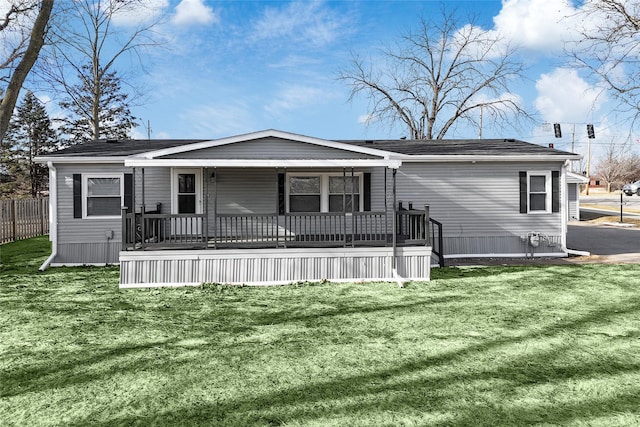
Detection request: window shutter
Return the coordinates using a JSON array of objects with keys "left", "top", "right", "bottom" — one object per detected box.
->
[
  {"left": 124, "top": 173, "right": 133, "bottom": 213},
  {"left": 552, "top": 171, "right": 560, "bottom": 213},
  {"left": 519, "top": 171, "right": 527, "bottom": 214},
  {"left": 277, "top": 173, "right": 285, "bottom": 215},
  {"left": 73, "top": 174, "right": 82, "bottom": 218},
  {"left": 363, "top": 172, "right": 371, "bottom": 211}
]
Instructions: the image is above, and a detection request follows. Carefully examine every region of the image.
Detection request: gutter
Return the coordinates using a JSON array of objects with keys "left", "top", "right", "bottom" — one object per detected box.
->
[{"left": 39, "top": 162, "right": 57, "bottom": 271}]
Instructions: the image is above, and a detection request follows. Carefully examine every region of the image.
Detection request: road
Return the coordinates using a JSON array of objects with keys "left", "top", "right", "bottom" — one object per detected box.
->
[{"left": 581, "top": 192, "right": 640, "bottom": 213}]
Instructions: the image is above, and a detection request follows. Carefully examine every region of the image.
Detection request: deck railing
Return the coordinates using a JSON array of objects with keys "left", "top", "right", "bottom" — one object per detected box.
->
[{"left": 123, "top": 208, "right": 442, "bottom": 263}]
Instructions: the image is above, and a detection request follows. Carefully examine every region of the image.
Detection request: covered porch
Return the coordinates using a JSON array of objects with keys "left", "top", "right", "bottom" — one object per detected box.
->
[{"left": 118, "top": 155, "right": 442, "bottom": 287}]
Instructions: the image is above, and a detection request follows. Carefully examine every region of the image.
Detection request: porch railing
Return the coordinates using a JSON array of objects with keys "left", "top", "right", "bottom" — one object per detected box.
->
[{"left": 122, "top": 208, "right": 444, "bottom": 265}]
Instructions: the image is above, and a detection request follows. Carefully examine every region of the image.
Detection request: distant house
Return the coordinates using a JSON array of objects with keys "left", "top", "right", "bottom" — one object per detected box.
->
[{"left": 36, "top": 129, "right": 581, "bottom": 288}]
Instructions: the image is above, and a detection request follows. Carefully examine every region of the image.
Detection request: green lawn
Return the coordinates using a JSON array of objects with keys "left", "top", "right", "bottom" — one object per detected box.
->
[{"left": 1, "top": 237, "right": 639, "bottom": 426}]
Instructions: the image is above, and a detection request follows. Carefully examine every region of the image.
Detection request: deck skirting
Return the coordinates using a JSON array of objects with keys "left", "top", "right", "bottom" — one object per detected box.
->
[{"left": 119, "top": 246, "right": 431, "bottom": 288}]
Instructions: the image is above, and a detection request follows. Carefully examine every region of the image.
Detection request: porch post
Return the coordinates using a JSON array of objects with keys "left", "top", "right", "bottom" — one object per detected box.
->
[
  {"left": 342, "top": 168, "right": 346, "bottom": 248},
  {"left": 140, "top": 168, "right": 145, "bottom": 250},
  {"left": 351, "top": 167, "right": 355, "bottom": 248},
  {"left": 392, "top": 168, "right": 397, "bottom": 271},
  {"left": 424, "top": 204, "right": 430, "bottom": 247},
  {"left": 384, "top": 167, "right": 388, "bottom": 246},
  {"left": 213, "top": 167, "right": 217, "bottom": 249},
  {"left": 204, "top": 167, "right": 209, "bottom": 247}
]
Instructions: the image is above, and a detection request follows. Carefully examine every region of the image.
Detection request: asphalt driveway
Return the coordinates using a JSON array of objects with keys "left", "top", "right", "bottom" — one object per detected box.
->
[{"left": 567, "top": 222, "right": 640, "bottom": 257}]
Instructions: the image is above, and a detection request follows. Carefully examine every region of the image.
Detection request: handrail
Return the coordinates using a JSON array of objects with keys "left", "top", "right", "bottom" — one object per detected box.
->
[{"left": 122, "top": 210, "right": 441, "bottom": 255}]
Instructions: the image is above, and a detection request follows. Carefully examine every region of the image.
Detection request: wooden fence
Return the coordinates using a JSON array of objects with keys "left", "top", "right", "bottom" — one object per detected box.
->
[{"left": 1, "top": 198, "right": 49, "bottom": 244}]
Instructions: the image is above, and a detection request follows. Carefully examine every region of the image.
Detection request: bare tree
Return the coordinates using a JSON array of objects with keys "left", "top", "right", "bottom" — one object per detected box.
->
[
  {"left": 43, "top": 0, "right": 161, "bottom": 141},
  {"left": 0, "top": 0, "right": 54, "bottom": 143},
  {"left": 570, "top": 0, "right": 640, "bottom": 128},
  {"left": 594, "top": 138, "right": 640, "bottom": 191},
  {"left": 338, "top": 8, "right": 531, "bottom": 139}
]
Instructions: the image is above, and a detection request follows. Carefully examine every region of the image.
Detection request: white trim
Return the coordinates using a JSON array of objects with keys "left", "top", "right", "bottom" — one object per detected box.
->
[
  {"left": 527, "top": 171, "right": 552, "bottom": 214},
  {"left": 39, "top": 162, "right": 57, "bottom": 271},
  {"left": 34, "top": 156, "right": 126, "bottom": 164},
  {"left": 119, "top": 245, "right": 430, "bottom": 261},
  {"left": 286, "top": 172, "right": 364, "bottom": 213},
  {"left": 171, "top": 168, "right": 203, "bottom": 214},
  {"left": 398, "top": 154, "right": 581, "bottom": 162},
  {"left": 444, "top": 252, "right": 568, "bottom": 259},
  {"left": 567, "top": 171, "right": 589, "bottom": 184},
  {"left": 132, "top": 129, "right": 395, "bottom": 160},
  {"left": 125, "top": 158, "right": 402, "bottom": 168},
  {"left": 82, "top": 173, "right": 125, "bottom": 219},
  {"left": 50, "top": 262, "right": 121, "bottom": 267}
]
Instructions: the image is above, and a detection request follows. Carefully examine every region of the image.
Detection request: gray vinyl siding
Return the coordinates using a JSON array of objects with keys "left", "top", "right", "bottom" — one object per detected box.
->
[
  {"left": 568, "top": 183, "right": 579, "bottom": 221},
  {"left": 132, "top": 167, "right": 171, "bottom": 213},
  {"left": 210, "top": 168, "right": 276, "bottom": 214},
  {"left": 390, "top": 162, "right": 566, "bottom": 255},
  {"left": 160, "top": 138, "right": 376, "bottom": 160}
]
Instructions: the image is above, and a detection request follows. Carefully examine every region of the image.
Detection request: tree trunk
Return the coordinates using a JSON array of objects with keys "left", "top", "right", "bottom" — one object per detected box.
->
[{"left": 0, "top": 1, "right": 54, "bottom": 143}]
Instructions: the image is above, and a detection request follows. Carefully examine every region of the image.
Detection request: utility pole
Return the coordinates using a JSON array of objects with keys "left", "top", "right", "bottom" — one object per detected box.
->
[{"left": 478, "top": 104, "right": 483, "bottom": 139}]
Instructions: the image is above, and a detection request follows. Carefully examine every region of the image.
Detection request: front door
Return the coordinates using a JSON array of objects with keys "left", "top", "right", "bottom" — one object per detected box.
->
[{"left": 171, "top": 169, "right": 203, "bottom": 236}]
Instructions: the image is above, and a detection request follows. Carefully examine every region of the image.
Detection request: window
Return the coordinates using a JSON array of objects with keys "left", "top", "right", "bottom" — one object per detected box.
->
[
  {"left": 329, "top": 176, "right": 360, "bottom": 212},
  {"left": 289, "top": 176, "right": 321, "bottom": 212},
  {"left": 287, "top": 173, "right": 363, "bottom": 213},
  {"left": 519, "top": 171, "right": 559, "bottom": 214},
  {"left": 83, "top": 175, "right": 123, "bottom": 217},
  {"left": 529, "top": 174, "right": 548, "bottom": 212}
]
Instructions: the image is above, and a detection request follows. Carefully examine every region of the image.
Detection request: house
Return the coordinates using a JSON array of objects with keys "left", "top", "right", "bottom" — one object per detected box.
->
[{"left": 35, "top": 129, "right": 581, "bottom": 288}]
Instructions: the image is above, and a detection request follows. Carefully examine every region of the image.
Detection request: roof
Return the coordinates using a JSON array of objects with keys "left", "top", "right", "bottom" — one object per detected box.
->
[
  {"left": 41, "top": 139, "right": 206, "bottom": 157},
  {"left": 36, "top": 130, "right": 580, "bottom": 164},
  {"left": 337, "top": 138, "right": 576, "bottom": 157}
]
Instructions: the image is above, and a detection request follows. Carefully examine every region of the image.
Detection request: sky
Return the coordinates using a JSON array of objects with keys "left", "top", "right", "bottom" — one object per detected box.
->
[{"left": 11, "top": 0, "right": 640, "bottom": 161}]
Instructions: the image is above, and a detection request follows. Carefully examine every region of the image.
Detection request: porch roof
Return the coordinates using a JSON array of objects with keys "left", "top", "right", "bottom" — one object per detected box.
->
[{"left": 123, "top": 158, "right": 403, "bottom": 168}]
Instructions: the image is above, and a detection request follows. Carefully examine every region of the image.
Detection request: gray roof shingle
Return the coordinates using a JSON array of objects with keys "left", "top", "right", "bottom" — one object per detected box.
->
[{"left": 40, "top": 137, "right": 575, "bottom": 158}]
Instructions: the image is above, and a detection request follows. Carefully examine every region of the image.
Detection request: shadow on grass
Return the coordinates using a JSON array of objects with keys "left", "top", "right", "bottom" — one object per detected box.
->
[{"left": 62, "top": 295, "right": 640, "bottom": 426}]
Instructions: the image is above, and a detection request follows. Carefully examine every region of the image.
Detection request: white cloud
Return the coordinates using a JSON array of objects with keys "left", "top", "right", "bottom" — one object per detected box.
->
[
  {"left": 252, "top": 1, "right": 349, "bottom": 48},
  {"left": 535, "top": 68, "right": 606, "bottom": 123},
  {"left": 172, "top": 0, "right": 217, "bottom": 26},
  {"left": 491, "top": 0, "right": 581, "bottom": 53},
  {"left": 110, "top": 0, "right": 169, "bottom": 27}
]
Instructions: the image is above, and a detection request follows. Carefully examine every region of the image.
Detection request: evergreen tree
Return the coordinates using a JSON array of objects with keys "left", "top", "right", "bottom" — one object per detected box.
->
[
  {"left": 1, "top": 91, "right": 58, "bottom": 197},
  {"left": 58, "top": 65, "right": 138, "bottom": 143}
]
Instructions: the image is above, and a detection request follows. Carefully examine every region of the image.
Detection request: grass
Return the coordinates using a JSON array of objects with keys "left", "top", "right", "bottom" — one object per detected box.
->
[{"left": 1, "top": 237, "right": 640, "bottom": 426}]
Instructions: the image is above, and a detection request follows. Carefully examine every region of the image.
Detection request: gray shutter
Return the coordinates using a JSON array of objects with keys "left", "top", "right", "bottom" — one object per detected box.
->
[
  {"left": 363, "top": 172, "right": 371, "bottom": 211},
  {"left": 73, "top": 174, "right": 82, "bottom": 218},
  {"left": 519, "top": 172, "right": 527, "bottom": 214},
  {"left": 552, "top": 171, "right": 560, "bottom": 213},
  {"left": 277, "top": 173, "right": 285, "bottom": 215}
]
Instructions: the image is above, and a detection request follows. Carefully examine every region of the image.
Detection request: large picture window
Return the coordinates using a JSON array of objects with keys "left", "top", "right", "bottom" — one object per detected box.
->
[
  {"left": 83, "top": 175, "right": 123, "bottom": 217},
  {"left": 287, "top": 173, "right": 363, "bottom": 213}
]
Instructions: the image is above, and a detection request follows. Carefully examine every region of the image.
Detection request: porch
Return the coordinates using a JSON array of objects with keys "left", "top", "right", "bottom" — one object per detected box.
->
[{"left": 119, "top": 208, "right": 443, "bottom": 288}]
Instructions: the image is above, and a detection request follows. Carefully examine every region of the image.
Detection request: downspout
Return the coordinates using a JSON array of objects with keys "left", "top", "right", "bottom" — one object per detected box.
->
[
  {"left": 561, "top": 161, "right": 590, "bottom": 257},
  {"left": 39, "top": 161, "right": 57, "bottom": 271}
]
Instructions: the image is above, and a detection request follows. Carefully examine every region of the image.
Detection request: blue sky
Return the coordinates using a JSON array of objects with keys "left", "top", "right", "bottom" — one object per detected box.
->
[{"left": 24, "top": 0, "right": 640, "bottom": 159}]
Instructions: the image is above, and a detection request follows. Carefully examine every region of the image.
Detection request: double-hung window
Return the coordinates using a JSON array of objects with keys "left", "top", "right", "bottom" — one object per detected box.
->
[
  {"left": 83, "top": 174, "right": 123, "bottom": 218},
  {"left": 520, "top": 171, "right": 559, "bottom": 214},
  {"left": 528, "top": 173, "right": 550, "bottom": 212},
  {"left": 329, "top": 175, "right": 360, "bottom": 212},
  {"left": 287, "top": 173, "right": 363, "bottom": 213}
]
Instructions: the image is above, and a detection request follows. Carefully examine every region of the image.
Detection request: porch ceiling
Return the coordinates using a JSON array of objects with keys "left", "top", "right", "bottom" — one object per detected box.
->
[{"left": 123, "top": 158, "right": 403, "bottom": 168}]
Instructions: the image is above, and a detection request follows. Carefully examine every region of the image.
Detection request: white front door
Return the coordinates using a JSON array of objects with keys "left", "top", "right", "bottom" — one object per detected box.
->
[{"left": 171, "top": 168, "right": 203, "bottom": 236}]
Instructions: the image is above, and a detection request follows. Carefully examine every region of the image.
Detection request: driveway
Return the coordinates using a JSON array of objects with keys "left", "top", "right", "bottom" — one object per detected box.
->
[{"left": 567, "top": 222, "right": 640, "bottom": 259}]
